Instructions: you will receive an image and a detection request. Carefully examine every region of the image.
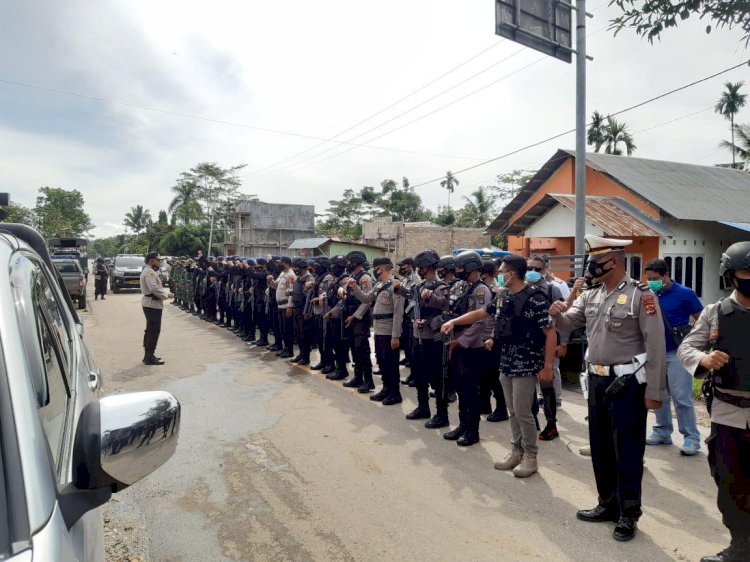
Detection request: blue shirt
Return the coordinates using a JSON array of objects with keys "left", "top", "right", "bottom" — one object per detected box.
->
[{"left": 655, "top": 281, "right": 703, "bottom": 351}]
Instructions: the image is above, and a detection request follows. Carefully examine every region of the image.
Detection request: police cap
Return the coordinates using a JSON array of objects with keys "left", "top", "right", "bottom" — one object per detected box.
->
[
  {"left": 331, "top": 254, "right": 347, "bottom": 268},
  {"left": 280, "top": 256, "right": 292, "bottom": 265},
  {"left": 584, "top": 234, "right": 631, "bottom": 257},
  {"left": 397, "top": 257, "right": 415, "bottom": 267},
  {"left": 372, "top": 256, "right": 393, "bottom": 268}
]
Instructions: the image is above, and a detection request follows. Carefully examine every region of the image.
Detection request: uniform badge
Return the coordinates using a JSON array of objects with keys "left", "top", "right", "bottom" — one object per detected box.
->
[
  {"left": 617, "top": 294, "right": 628, "bottom": 305},
  {"left": 642, "top": 294, "right": 657, "bottom": 316}
]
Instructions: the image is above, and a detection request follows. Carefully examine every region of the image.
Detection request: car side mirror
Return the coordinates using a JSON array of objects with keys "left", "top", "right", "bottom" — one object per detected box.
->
[{"left": 60, "top": 391, "right": 180, "bottom": 528}]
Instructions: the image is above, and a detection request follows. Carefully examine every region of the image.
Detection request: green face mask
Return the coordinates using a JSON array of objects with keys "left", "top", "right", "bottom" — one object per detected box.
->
[{"left": 648, "top": 280, "right": 664, "bottom": 293}]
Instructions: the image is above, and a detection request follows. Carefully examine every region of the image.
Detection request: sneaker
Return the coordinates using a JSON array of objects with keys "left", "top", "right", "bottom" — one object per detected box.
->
[
  {"left": 680, "top": 440, "right": 701, "bottom": 456},
  {"left": 538, "top": 425, "right": 559, "bottom": 441},
  {"left": 579, "top": 444, "right": 591, "bottom": 457},
  {"left": 646, "top": 433, "right": 672, "bottom": 446}
]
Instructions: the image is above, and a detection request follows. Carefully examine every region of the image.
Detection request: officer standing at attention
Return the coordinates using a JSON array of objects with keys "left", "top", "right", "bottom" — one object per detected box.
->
[
  {"left": 397, "top": 257, "right": 421, "bottom": 376},
  {"left": 268, "top": 256, "right": 295, "bottom": 359},
  {"left": 340, "top": 251, "right": 375, "bottom": 393},
  {"left": 93, "top": 256, "right": 108, "bottom": 300},
  {"left": 549, "top": 235, "right": 667, "bottom": 542},
  {"left": 678, "top": 241, "right": 750, "bottom": 562},
  {"left": 140, "top": 251, "right": 173, "bottom": 365},
  {"left": 349, "top": 257, "right": 404, "bottom": 405},
  {"left": 439, "top": 250, "right": 493, "bottom": 447}
]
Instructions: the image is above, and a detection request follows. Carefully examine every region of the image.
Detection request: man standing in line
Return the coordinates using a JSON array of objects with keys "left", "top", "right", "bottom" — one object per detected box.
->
[
  {"left": 549, "top": 235, "right": 666, "bottom": 542},
  {"left": 290, "top": 258, "right": 314, "bottom": 365},
  {"left": 678, "top": 241, "right": 750, "bottom": 562},
  {"left": 397, "top": 257, "right": 421, "bottom": 381},
  {"left": 93, "top": 256, "right": 108, "bottom": 300},
  {"left": 340, "top": 251, "right": 375, "bottom": 393},
  {"left": 268, "top": 256, "right": 295, "bottom": 359},
  {"left": 140, "top": 251, "right": 173, "bottom": 365},
  {"left": 643, "top": 258, "right": 704, "bottom": 455}
]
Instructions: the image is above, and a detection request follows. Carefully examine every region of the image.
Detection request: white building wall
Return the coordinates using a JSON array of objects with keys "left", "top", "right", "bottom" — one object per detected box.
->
[
  {"left": 524, "top": 205, "right": 602, "bottom": 238},
  {"left": 659, "top": 218, "right": 749, "bottom": 304}
]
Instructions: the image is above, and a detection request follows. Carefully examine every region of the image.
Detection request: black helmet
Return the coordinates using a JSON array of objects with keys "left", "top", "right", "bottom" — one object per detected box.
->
[
  {"left": 316, "top": 256, "right": 330, "bottom": 270},
  {"left": 437, "top": 255, "right": 456, "bottom": 271},
  {"left": 346, "top": 251, "right": 366, "bottom": 265},
  {"left": 414, "top": 250, "right": 440, "bottom": 269},
  {"left": 292, "top": 257, "right": 307, "bottom": 268},
  {"left": 480, "top": 260, "right": 497, "bottom": 275},
  {"left": 720, "top": 241, "right": 750, "bottom": 276},
  {"left": 373, "top": 256, "right": 393, "bottom": 268},
  {"left": 331, "top": 254, "right": 347, "bottom": 268},
  {"left": 455, "top": 250, "right": 482, "bottom": 273}
]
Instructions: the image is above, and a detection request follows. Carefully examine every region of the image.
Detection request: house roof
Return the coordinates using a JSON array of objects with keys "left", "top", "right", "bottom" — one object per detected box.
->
[
  {"left": 505, "top": 194, "right": 671, "bottom": 237},
  {"left": 287, "top": 237, "right": 329, "bottom": 249},
  {"left": 487, "top": 149, "right": 750, "bottom": 233}
]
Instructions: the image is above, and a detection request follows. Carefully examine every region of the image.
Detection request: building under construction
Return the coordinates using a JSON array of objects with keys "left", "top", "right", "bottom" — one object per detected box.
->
[{"left": 228, "top": 201, "right": 315, "bottom": 257}]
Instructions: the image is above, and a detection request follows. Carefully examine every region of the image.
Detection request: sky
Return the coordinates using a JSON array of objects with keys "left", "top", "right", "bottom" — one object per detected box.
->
[{"left": 1, "top": 1, "right": 748, "bottom": 238}]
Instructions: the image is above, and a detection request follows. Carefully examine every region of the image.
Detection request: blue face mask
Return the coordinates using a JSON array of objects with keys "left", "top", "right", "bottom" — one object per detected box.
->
[{"left": 525, "top": 271, "right": 542, "bottom": 284}]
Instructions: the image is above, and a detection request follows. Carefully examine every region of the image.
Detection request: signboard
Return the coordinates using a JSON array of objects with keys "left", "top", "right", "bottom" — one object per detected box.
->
[{"left": 495, "top": 0, "right": 572, "bottom": 63}]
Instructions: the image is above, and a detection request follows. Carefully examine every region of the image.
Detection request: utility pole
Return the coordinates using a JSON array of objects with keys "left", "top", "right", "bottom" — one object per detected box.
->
[{"left": 574, "top": 0, "right": 587, "bottom": 257}]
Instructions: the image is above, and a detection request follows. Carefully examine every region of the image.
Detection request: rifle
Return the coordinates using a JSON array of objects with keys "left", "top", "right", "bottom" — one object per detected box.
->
[
  {"left": 322, "top": 285, "right": 329, "bottom": 353},
  {"left": 412, "top": 282, "right": 423, "bottom": 347},
  {"left": 303, "top": 274, "right": 315, "bottom": 317}
]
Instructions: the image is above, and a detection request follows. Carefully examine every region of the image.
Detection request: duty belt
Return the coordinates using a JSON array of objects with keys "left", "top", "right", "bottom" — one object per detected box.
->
[
  {"left": 588, "top": 363, "right": 638, "bottom": 378},
  {"left": 373, "top": 313, "right": 394, "bottom": 320},
  {"left": 277, "top": 298, "right": 289, "bottom": 305},
  {"left": 714, "top": 388, "right": 750, "bottom": 409}
]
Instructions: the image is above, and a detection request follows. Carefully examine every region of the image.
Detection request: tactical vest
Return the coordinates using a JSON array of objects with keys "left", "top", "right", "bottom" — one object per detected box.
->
[
  {"left": 715, "top": 298, "right": 750, "bottom": 392},
  {"left": 344, "top": 270, "right": 369, "bottom": 313},
  {"left": 292, "top": 273, "right": 312, "bottom": 308},
  {"left": 417, "top": 279, "right": 446, "bottom": 320},
  {"left": 494, "top": 286, "right": 548, "bottom": 346}
]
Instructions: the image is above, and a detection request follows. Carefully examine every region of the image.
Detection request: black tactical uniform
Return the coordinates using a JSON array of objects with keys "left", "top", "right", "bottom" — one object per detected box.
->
[{"left": 340, "top": 251, "right": 375, "bottom": 393}]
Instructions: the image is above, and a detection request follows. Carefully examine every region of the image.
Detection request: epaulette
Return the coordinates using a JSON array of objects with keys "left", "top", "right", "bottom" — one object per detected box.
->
[{"left": 632, "top": 279, "right": 651, "bottom": 292}]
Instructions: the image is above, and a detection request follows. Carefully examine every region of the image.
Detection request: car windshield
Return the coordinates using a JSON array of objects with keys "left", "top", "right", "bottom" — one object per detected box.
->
[
  {"left": 53, "top": 262, "right": 79, "bottom": 273},
  {"left": 115, "top": 257, "right": 144, "bottom": 268}
]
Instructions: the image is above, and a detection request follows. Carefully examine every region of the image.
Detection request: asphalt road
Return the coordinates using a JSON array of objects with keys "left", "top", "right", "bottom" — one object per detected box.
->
[{"left": 82, "top": 291, "right": 727, "bottom": 562}]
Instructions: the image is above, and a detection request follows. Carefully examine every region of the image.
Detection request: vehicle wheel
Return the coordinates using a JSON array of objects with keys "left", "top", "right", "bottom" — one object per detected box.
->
[{"left": 77, "top": 293, "right": 86, "bottom": 309}]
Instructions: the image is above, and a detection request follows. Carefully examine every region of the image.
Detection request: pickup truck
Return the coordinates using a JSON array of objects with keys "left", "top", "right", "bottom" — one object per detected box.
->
[{"left": 52, "top": 257, "right": 88, "bottom": 309}]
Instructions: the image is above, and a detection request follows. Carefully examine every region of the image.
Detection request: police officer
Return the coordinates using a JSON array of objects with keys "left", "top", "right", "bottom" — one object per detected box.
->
[
  {"left": 439, "top": 250, "right": 492, "bottom": 447},
  {"left": 349, "top": 257, "right": 404, "bottom": 404},
  {"left": 325, "top": 255, "right": 351, "bottom": 381},
  {"left": 311, "top": 257, "right": 336, "bottom": 373},
  {"left": 268, "top": 256, "right": 296, "bottom": 358},
  {"left": 140, "top": 251, "right": 173, "bottom": 365},
  {"left": 479, "top": 260, "right": 509, "bottom": 423},
  {"left": 250, "top": 258, "right": 271, "bottom": 347},
  {"left": 93, "top": 256, "right": 108, "bottom": 300},
  {"left": 395, "top": 250, "right": 448, "bottom": 422},
  {"left": 340, "top": 251, "right": 375, "bottom": 393},
  {"left": 290, "top": 257, "right": 314, "bottom": 365},
  {"left": 550, "top": 235, "right": 667, "bottom": 542},
  {"left": 397, "top": 257, "right": 421, "bottom": 374},
  {"left": 678, "top": 241, "right": 750, "bottom": 562}
]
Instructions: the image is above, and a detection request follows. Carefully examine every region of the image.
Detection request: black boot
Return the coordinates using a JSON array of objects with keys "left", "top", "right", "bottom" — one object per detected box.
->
[
  {"left": 406, "top": 406, "right": 431, "bottom": 420},
  {"left": 310, "top": 362, "right": 324, "bottom": 371},
  {"left": 357, "top": 369, "right": 375, "bottom": 393},
  {"left": 487, "top": 408, "right": 509, "bottom": 422},
  {"left": 425, "top": 413, "right": 449, "bottom": 429},
  {"left": 321, "top": 364, "right": 336, "bottom": 374},
  {"left": 382, "top": 394, "right": 402, "bottom": 405},
  {"left": 254, "top": 337, "right": 269, "bottom": 347},
  {"left": 457, "top": 431, "right": 479, "bottom": 447},
  {"left": 343, "top": 369, "right": 363, "bottom": 387},
  {"left": 370, "top": 388, "right": 388, "bottom": 401},
  {"left": 701, "top": 536, "right": 750, "bottom": 562},
  {"left": 443, "top": 425, "right": 466, "bottom": 441},
  {"left": 297, "top": 355, "right": 310, "bottom": 366}
]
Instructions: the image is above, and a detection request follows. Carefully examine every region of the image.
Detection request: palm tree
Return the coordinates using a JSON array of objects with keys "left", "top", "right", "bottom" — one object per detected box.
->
[
  {"left": 603, "top": 116, "right": 636, "bottom": 156},
  {"left": 123, "top": 205, "right": 152, "bottom": 235},
  {"left": 587, "top": 110, "right": 607, "bottom": 153},
  {"left": 461, "top": 186, "right": 498, "bottom": 228},
  {"left": 720, "top": 123, "right": 750, "bottom": 170},
  {"left": 715, "top": 81, "right": 747, "bottom": 168},
  {"left": 168, "top": 181, "right": 203, "bottom": 225},
  {"left": 440, "top": 170, "right": 459, "bottom": 208}
]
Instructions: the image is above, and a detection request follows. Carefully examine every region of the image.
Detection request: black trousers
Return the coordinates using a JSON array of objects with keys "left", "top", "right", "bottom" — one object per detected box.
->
[
  {"left": 456, "top": 347, "right": 484, "bottom": 434},
  {"left": 142, "top": 307, "right": 163, "bottom": 358},
  {"left": 279, "top": 308, "right": 295, "bottom": 351},
  {"left": 412, "top": 339, "right": 446, "bottom": 414},
  {"left": 254, "top": 303, "right": 268, "bottom": 338},
  {"left": 293, "top": 310, "right": 312, "bottom": 357},
  {"left": 316, "top": 314, "right": 334, "bottom": 366},
  {"left": 94, "top": 277, "right": 107, "bottom": 297},
  {"left": 588, "top": 373, "right": 647, "bottom": 519},
  {"left": 375, "top": 334, "right": 400, "bottom": 397},
  {"left": 400, "top": 317, "right": 413, "bottom": 363},
  {"left": 707, "top": 422, "right": 750, "bottom": 537},
  {"left": 348, "top": 319, "right": 372, "bottom": 380}
]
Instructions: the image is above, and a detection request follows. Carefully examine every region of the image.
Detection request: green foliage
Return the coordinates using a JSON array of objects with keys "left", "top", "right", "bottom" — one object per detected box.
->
[
  {"left": 159, "top": 224, "right": 221, "bottom": 257},
  {"left": 33, "top": 187, "right": 94, "bottom": 239},
  {"left": 157, "top": 210, "right": 169, "bottom": 225},
  {"left": 434, "top": 206, "right": 456, "bottom": 226},
  {"left": 123, "top": 205, "right": 152, "bottom": 234},
  {"left": 715, "top": 81, "right": 747, "bottom": 167},
  {"left": 439, "top": 171, "right": 459, "bottom": 208},
  {"left": 490, "top": 169, "right": 536, "bottom": 207},
  {"left": 91, "top": 234, "right": 130, "bottom": 257},
  {"left": 587, "top": 112, "right": 636, "bottom": 156},
  {"left": 587, "top": 110, "right": 608, "bottom": 153},
  {"left": 1, "top": 202, "right": 35, "bottom": 226},
  {"left": 720, "top": 123, "right": 750, "bottom": 169},
  {"left": 609, "top": 1, "right": 750, "bottom": 43},
  {"left": 168, "top": 179, "right": 203, "bottom": 225}
]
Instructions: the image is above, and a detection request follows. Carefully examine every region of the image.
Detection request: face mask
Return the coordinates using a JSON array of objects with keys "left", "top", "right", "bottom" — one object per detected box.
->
[
  {"left": 151, "top": 264, "right": 159, "bottom": 271},
  {"left": 734, "top": 277, "right": 750, "bottom": 297},
  {"left": 588, "top": 258, "right": 614, "bottom": 279},
  {"left": 374, "top": 268, "right": 383, "bottom": 279},
  {"left": 525, "top": 271, "right": 542, "bottom": 284},
  {"left": 648, "top": 280, "right": 664, "bottom": 293},
  {"left": 399, "top": 267, "right": 409, "bottom": 276},
  {"left": 497, "top": 274, "right": 505, "bottom": 287},
  {"left": 456, "top": 270, "right": 468, "bottom": 281}
]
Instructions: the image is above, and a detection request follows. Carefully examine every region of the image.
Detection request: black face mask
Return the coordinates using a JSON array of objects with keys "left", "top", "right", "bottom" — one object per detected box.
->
[
  {"left": 374, "top": 268, "right": 383, "bottom": 279},
  {"left": 588, "top": 258, "right": 614, "bottom": 279},
  {"left": 346, "top": 264, "right": 355, "bottom": 273},
  {"left": 734, "top": 276, "right": 750, "bottom": 297},
  {"left": 456, "top": 270, "right": 468, "bottom": 281},
  {"left": 399, "top": 267, "right": 409, "bottom": 276}
]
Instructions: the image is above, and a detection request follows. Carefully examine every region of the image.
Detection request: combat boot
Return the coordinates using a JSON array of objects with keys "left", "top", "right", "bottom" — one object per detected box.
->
[
  {"left": 487, "top": 408, "right": 509, "bottom": 422},
  {"left": 310, "top": 362, "right": 324, "bottom": 371},
  {"left": 406, "top": 405, "right": 431, "bottom": 420},
  {"left": 424, "top": 413, "right": 449, "bottom": 429},
  {"left": 320, "top": 364, "right": 336, "bottom": 374},
  {"left": 370, "top": 389, "right": 388, "bottom": 402},
  {"left": 343, "top": 373, "right": 363, "bottom": 388},
  {"left": 254, "top": 337, "right": 269, "bottom": 347},
  {"left": 442, "top": 425, "right": 466, "bottom": 441},
  {"left": 382, "top": 394, "right": 402, "bottom": 406},
  {"left": 701, "top": 536, "right": 750, "bottom": 562},
  {"left": 512, "top": 452, "right": 538, "bottom": 478},
  {"left": 297, "top": 356, "right": 310, "bottom": 366},
  {"left": 494, "top": 447, "right": 523, "bottom": 471},
  {"left": 457, "top": 431, "right": 479, "bottom": 447}
]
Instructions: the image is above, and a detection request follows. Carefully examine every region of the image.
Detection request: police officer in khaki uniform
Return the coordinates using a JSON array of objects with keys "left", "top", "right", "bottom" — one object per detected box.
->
[
  {"left": 349, "top": 257, "right": 404, "bottom": 405},
  {"left": 550, "top": 235, "right": 667, "bottom": 542},
  {"left": 140, "top": 251, "right": 173, "bottom": 365},
  {"left": 678, "top": 241, "right": 750, "bottom": 562}
]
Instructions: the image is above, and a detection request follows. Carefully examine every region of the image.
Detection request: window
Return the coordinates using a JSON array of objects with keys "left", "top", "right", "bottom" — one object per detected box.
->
[
  {"left": 664, "top": 254, "right": 704, "bottom": 298},
  {"left": 33, "top": 265, "right": 71, "bottom": 371},
  {"left": 625, "top": 254, "right": 642, "bottom": 280}
]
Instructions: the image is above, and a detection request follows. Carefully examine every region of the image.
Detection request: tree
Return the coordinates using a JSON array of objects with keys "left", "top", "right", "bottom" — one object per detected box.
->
[
  {"left": 587, "top": 110, "right": 608, "bottom": 153},
  {"left": 458, "top": 186, "right": 499, "bottom": 228},
  {"left": 378, "top": 177, "right": 429, "bottom": 222},
  {"left": 720, "top": 123, "right": 750, "bottom": 170},
  {"left": 603, "top": 116, "right": 637, "bottom": 156},
  {"left": 609, "top": 1, "right": 750, "bottom": 44},
  {"left": 123, "top": 205, "right": 152, "bottom": 235},
  {"left": 715, "top": 81, "right": 747, "bottom": 168},
  {"left": 168, "top": 180, "right": 203, "bottom": 225},
  {"left": 175, "top": 162, "right": 252, "bottom": 253},
  {"left": 440, "top": 171, "right": 459, "bottom": 209},
  {"left": 0, "top": 201, "right": 35, "bottom": 226},
  {"left": 34, "top": 187, "right": 94, "bottom": 239},
  {"left": 157, "top": 210, "right": 169, "bottom": 225},
  {"left": 159, "top": 224, "right": 217, "bottom": 257},
  {"left": 316, "top": 188, "right": 365, "bottom": 239},
  {"left": 434, "top": 206, "right": 456, "bottom": 226},
  {"left": 490, "top": 169, "right": 536, "bottom": 207}
]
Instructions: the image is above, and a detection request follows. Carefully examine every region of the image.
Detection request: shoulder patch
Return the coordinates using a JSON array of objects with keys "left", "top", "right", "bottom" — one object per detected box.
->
[
  {"left": 149, "top": 271, "right": 156, "bottom": 276},
  {"left": 642, "top": 294, "right": 657, "bottom": 316}
]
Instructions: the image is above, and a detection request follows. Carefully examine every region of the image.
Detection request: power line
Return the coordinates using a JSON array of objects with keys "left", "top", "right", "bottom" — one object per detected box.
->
[
  {"left": 0, "top": 77, "right": 483, "bottom": 162},
  {"left": 407, "top": 59, "right": 750, "bottom": 190},
  {"left": 632, "top": 106, "right": 712, "bottom": 135},
  {"left": 241, "top": 40, "right": 506, "bottom": 178}
]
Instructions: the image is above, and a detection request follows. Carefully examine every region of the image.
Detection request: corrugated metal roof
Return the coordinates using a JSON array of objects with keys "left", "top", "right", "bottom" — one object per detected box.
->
[
  {"left": 287, "top": 237, "right": 329, "bottom": 249},
  {"left": 550, "top": 195, "right": 671, "bottom": 237},
  {"left": 720, "top": 221, "right": 750, "bottom": 233},
  {"left": 486, "top": 149, "right": 750, "bottom": 234}
]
